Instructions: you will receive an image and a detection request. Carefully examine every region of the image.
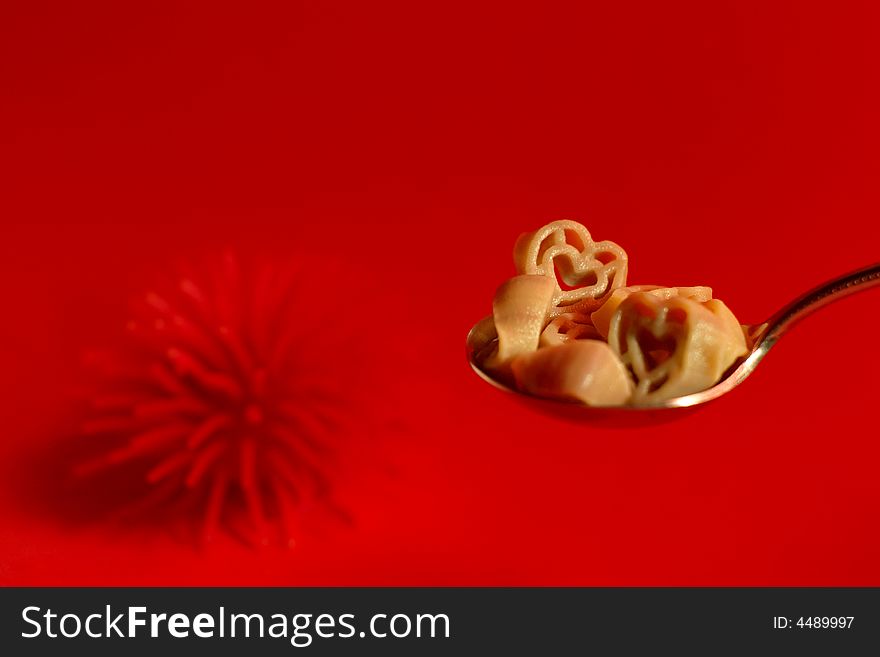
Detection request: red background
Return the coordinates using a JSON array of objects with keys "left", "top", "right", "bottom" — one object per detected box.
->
[{"left": 1, "top": 1, "right": 879, "bottom": 585}]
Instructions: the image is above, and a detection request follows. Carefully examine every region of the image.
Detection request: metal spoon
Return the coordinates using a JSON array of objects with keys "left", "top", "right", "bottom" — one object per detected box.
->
[{"left": 467, "top": 262, "right": 880, "bottom": 413}]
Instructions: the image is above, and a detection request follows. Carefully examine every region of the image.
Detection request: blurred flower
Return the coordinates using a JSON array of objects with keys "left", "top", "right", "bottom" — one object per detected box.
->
[{"left": 78, "top": 252, "right": 352, "bottom": 547}]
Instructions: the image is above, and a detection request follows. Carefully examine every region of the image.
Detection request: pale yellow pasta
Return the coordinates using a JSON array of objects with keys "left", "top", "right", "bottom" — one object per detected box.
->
[
  {"left": 607, "top": 292, "right": 747, "bottom": 404},
  {"left": 590, "top": 285, "right": 713, "bottom": 339},
  {"left": 513, "top": 220, "right": 628, "bottom": 314},
  {"left": 474, "top": 219, "right": 747, "bottom": 407},
  {"left": 539, "top": 312, "right": 601, "bottom": 348},
  {"left": 486, "top": 274, "right": 556, "bottom": 369},
  {"left": 511, "top": 340, "right": 634, "bottom": 407}
]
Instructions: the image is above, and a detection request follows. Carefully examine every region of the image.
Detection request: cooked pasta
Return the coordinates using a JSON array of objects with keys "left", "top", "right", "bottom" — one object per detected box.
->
[
  {"left": 513, "top": 220, "right": 628, "bottom": 314},
  {"left": 485, "top": 274, "right": 556, "bottom": 370},
  {"left": 539, "top": 312, "right": 601, "bottom": 347},
  {"left": 473, "top": 219, "right": 748, "bottom": 407},
  {"left": 607, "top": 293, "right": 747, "bottom": 403},
  {"left": 590, "top": 285, "right": 713, "bottom": 339},
  {"left": 511, "top": 340, "right": 634, "bottom": 406}
]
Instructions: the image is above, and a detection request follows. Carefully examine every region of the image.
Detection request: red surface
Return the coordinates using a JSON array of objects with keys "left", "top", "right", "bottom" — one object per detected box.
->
[{"left": 1, "top": 1, "right": 879, "bottom": 585}]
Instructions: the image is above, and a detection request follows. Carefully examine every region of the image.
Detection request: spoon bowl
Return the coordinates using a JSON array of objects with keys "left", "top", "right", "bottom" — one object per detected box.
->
[{"left": 467, "top": 263, "right": 880, "bottom": 413}]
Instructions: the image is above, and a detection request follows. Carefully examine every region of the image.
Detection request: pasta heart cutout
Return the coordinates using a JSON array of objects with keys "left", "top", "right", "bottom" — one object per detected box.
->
[
  {"left": 513, "top": 219, "right": 628, "bottom": 314},
  {"left": 608, "top": 292, "right": 747, "bottom": 404},
  {"left": 539, "top": 312, "right": 601, "bottom": 348},
  {"left": 590, "top": 284, "right": 713, "bottom": 339}
]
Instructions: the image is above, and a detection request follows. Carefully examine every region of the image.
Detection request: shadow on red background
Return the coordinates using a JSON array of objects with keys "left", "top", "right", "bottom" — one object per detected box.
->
[{"left": 1, "top": 1, "right": 878, "bottom": 585}]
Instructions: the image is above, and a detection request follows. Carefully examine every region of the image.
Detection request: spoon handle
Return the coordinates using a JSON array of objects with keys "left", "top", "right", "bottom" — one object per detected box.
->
[{"left": 762, "top": 262, "right": 880, "bottom": 347}]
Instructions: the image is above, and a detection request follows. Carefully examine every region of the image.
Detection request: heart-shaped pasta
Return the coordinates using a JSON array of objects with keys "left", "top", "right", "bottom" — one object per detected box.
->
[
  {"left": 513, "top": 220, "right": 628, "bottom": 314},
  {"left": 539, "top": 312, "right": 601, "bottom": 348},
  {"left": 608, "top": 292, "right": 747, "bottom": 404},
  {"left": 590, "top": 285, "right": 713, "bottom": 339},
  {"left": 472, "top": 219, "right": 750, "bottom": 407}
]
